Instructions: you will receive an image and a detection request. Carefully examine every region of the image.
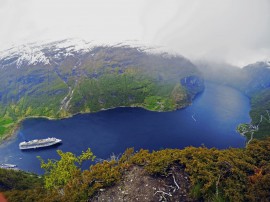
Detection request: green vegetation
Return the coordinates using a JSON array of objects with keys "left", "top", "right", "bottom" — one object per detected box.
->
[
  {"left": 236, "top": 124, "right": 254, "bottom": 140},
  {"left": 143, "top": 96, "right": 174, "bottom": 111},
  {"left": 38, "top": 148, "right": 95, "bottom": 190},
  {"left": 237, "top": 123, "right": 251, "bottom": 134},
  {"left": 237, "top": 89, "right": 270, "bottom": 140},
  {"left": 0, "top": 168, "right": 43, "bottom": 192},
  {"left": 0, "top": 117, "right": 16, "bottom": 139},
  {"left": 2, "top": 138, "right": 270, "bottom": 201},
  {"left": 249, "top": 89, "right": 270, "bottom": 139},
  {"left": 0, "top": 46, "right": 203, "bottom": 141}
]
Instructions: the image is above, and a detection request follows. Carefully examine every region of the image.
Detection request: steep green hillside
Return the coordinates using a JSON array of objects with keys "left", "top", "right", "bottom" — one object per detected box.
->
[
  {"left": 0, "top": 168, "right": 43, "bottom": 192},
  {"left": 0, "top": 44, "right": 204, "bottom": 141},
  {"left": 249, "top": 89, "right": 270, "bottom": 139},
  {"left": 238, "top": 65, "right": 270, "bottom": 140},
  {"left": 2, "top": 138, "right": 270, "bottom": 202}
]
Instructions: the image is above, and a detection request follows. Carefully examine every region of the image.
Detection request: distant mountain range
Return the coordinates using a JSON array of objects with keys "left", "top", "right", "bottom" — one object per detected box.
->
[
  {"left": 0, "top": 39, "right": 269, "bottom": 141},
  {"left": 241, "top": 61, "right": 270, "bottom": 95},
  {"left": 0, "top": 39, "right": 204, "bottom": 141},
  {"left": 195, "top": 60, "right": 270, "bottom": 95}
]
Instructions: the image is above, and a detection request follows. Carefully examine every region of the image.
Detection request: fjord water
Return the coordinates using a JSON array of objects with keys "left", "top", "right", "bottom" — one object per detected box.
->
[{"left": 0, "top": 82, "right": 250, "bottom": 174}]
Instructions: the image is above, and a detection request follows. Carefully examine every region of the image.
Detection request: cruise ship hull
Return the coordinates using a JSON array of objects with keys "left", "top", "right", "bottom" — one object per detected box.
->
[{"left": 19, "top": 138, "right": 62, "bottom": 150}]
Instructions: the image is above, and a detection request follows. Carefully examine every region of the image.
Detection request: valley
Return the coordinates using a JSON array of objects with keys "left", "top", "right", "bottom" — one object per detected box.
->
[
  {"left": 0, "top": 41, "right": 204, "bottom": 141},
  {"left": 0, "top": 40, "right": 269, "bottom": 202},
  {"left": 196, "top": 60, "right": 270, "bottom": 140}
]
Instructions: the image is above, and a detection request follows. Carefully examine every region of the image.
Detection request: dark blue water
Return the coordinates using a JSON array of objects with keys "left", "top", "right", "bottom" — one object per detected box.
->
[{"left": 0, "top": 83, "right": 250, "bottom": 174}]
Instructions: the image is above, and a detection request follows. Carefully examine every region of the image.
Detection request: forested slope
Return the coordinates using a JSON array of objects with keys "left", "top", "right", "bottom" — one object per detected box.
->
[{"left": 0, "top": 41, "right": 204, "bottom": 141}]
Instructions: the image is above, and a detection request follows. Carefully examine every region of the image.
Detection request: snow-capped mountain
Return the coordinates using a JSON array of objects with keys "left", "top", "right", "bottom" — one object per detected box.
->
[
  {"left": 0, "top": 39, "right": 173, "bottom": 70},
  {"left": 243, "top": 60, "right": 270, "bottom": 70},
  {"left": 0, "top": 39, "right": 94, "bottom": 68}
]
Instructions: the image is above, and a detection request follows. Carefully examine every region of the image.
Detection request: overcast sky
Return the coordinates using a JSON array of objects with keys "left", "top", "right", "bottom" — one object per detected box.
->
[{"left": 1, "top": 0, "right": 270, "bottom": 66}]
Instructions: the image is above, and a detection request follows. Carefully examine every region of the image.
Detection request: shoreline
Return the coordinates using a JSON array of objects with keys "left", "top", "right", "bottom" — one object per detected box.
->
[
  {"left": 0, "top": 85, "right": 205, "bottom": 145},
  {"left": 0, "top": 103, "right": 192, "bottom": 145}
]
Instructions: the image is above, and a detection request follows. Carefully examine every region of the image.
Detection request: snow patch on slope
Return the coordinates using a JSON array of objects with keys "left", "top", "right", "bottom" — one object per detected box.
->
[
  {"left": 16, "top": 46, "right": 50, "bottom": 66},
  {"left": 0, "top": 38, "right": 94, "bottom": 68},
  {"left": 54, "top": 38, "right": 92, "bottom": 53}
]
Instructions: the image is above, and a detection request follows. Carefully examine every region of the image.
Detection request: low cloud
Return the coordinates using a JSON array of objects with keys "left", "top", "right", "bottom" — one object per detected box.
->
[
  {"left": 1, "top": 0, "right": 269, "bottom": 66},
  {"left": 140, "top": 0, "right": 270, "bottom": 66}
]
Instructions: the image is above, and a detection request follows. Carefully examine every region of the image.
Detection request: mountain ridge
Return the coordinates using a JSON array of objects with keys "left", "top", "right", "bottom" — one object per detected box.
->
[{"left": 0, "top": 40, "right": 204, "bottom": 141}]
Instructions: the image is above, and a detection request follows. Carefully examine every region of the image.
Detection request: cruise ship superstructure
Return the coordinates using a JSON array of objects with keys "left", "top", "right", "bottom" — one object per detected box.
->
[{"left": 19, "top": 137, "right": 62, "bottom": 150}]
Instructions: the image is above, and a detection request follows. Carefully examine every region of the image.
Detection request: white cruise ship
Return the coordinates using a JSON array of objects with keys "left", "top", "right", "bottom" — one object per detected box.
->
[{"left": 19, "top": 137, "right": 62, "bottom": 150}]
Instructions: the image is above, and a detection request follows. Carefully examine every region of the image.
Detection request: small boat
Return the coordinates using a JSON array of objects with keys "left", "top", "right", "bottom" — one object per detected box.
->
[
  {"left": 19, "top": 137, "right": 62, "bottom": 150},
  {"left": 192, "top": 114, "right": 197, "bottom": 122},
  {"left": 0, "top": 163, "right": 17, "bottom": 169}
]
